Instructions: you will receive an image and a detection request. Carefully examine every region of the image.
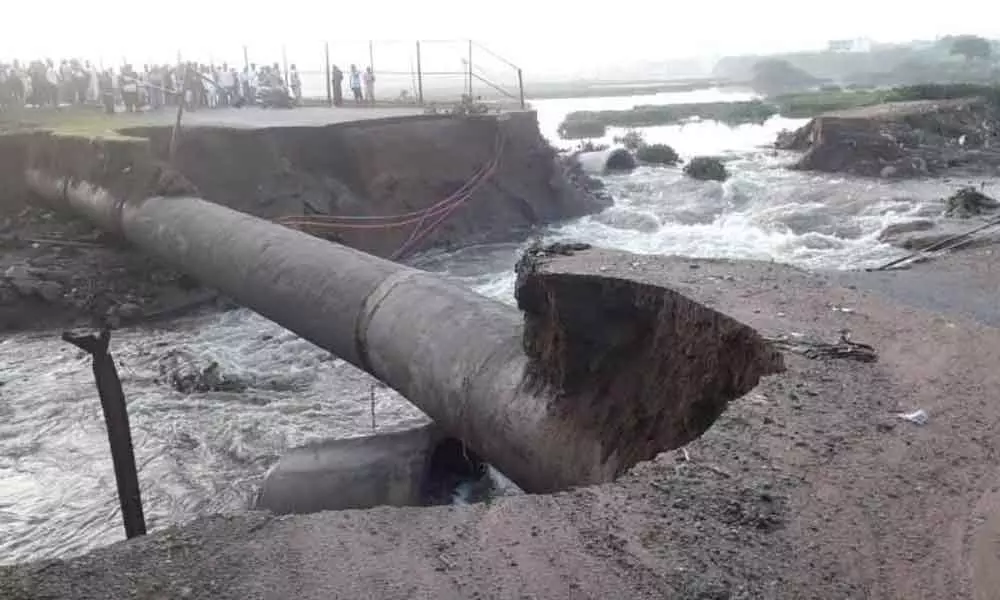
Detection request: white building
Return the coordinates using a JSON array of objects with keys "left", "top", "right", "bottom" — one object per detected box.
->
[{"left": 827, "top": 38, "right": 873, "bottom": 53}]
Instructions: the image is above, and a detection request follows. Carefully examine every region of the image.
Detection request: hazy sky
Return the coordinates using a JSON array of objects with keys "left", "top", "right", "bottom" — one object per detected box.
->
[{"left": 4, "top": 0, "right": 1000, "bottom": 76}]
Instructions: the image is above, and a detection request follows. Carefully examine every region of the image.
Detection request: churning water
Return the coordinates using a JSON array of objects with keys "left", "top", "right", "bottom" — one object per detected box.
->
[{"left": 0, "top": 89, "right": 983, "bottom": 565}]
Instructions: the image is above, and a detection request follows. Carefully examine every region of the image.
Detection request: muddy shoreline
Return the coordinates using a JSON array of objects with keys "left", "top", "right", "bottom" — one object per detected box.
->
[{"left": 3, "top": 246, "right": 999, "bottom": 598}]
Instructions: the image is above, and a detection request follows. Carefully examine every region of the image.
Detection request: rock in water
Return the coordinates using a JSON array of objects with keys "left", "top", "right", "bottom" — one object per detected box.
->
[
  {"left": 878, "top": 220, "right": 936, "bottom": 244},
  {"left": 945, "top": 186, "right": 1000, "bottom": 218},
  {"left": 636, "top": 143, "right": 680, "bottom": 166},
  {"left": 684, "top": 156, "right": 729, "bottom": 181},
  {"left": 777, "top": 98, "right": 1000, "bottom": 177}
]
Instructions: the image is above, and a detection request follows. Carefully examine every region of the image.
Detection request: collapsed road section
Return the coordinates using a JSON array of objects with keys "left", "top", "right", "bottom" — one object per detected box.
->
[{"left": 6, "top": 247, "right": 1000, "bottom": 599}]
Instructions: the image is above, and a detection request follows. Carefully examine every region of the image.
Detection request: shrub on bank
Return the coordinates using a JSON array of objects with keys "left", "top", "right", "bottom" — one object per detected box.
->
[
  {"left": 684, "top": 156, "right": 728, "bottom": 181},
  {"left": 636, "top": 143, "right": 680, "bottom": 166},
  {"left": 558, "top": 119, "right": 607, "bottom": 140},
  {"left": 885, "top": 83, "right": 1000, "bottom": 105},
  {"left": 613, "top": 129, "right": 645, "bottom": 150},
  {"left": 574, "top": 140, "right": 610, "bottom": 153}
]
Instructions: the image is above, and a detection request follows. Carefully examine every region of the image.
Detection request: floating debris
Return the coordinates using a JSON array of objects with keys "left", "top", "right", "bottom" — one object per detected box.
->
[{"left": 765, "top": 333, "right": 877, "bottom": 363}]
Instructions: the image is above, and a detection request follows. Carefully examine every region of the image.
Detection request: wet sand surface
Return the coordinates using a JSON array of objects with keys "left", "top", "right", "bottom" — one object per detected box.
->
[{"left": 4, "top": 247, "right": 1000, "bottom": 599}]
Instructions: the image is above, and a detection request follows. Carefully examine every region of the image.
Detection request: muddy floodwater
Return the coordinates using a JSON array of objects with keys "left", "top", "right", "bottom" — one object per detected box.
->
[{"left": 1, "top": 88, "right": 995, "bottom": 565}]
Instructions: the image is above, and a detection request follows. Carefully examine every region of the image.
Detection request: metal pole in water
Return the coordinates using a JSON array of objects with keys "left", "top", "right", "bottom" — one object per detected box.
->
[{"left": 63, "top": 329, "right": 146, "bottom": 540}]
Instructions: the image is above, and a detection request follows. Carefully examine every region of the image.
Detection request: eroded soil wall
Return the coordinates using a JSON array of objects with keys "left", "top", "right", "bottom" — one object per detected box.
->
[
  {"left": 124, "top": 112, "right": 605, "bottom": 257},
  {"left": 0, "top": 112, "right": 605, "bottom": 331}
]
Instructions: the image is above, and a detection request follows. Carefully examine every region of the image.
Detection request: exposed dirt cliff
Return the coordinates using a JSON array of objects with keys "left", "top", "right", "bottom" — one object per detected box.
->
[{"left": 777, "top": 98, "right": 1000, "bottom": 178}]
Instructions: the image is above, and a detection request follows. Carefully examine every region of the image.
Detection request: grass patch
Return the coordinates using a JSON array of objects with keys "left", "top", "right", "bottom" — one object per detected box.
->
[
  {"left": 0, "top": 107, "right": 150, "bottom": 141},
  {"left": 771, "top": 90, "right": 891, "bottom": 117},
  {"left": 562, "top": 100, "right": 777, "bottom": 133}
]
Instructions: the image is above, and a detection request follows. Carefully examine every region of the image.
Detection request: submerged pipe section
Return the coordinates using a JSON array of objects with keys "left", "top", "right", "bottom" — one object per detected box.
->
[
  {"left": 575, "top": 148, "right": 637, "bottom": 175},
  {"left": 26, "top": 170, "right": 782, "bottom": 493}
]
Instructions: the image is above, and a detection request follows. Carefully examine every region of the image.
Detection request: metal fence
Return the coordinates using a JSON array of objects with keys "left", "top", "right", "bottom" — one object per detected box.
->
[{"left": 177, "top": 40, "right": 524, "bottom": 107}]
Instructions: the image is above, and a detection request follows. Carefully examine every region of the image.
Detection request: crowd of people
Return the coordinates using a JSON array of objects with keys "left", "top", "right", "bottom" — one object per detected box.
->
[{"left": 0, "top": 58, "right": 378, "bottom": 113}]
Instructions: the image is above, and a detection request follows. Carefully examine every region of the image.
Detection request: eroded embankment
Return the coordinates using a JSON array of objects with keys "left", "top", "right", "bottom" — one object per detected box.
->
[
  {"left": 5, "top": 247, "right": 1000, "bottom": 599},
  {"left": 776, "top": 97, "right": 1000, "bottom": 178},
  {"left": 0, "top": 112, "right": 606, "bottom": 331}
]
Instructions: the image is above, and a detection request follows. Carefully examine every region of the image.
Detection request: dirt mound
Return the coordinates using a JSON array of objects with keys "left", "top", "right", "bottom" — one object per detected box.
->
[{"left": 777, "top": 98, "right": 1000, "bottom": 177}]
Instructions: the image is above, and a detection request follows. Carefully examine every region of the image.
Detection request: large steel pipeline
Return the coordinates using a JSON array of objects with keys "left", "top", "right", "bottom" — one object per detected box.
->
[
  {"left": 26, "top": 170, "right": 780, "bottom": 493},
  {"left": 25, "top": 171, "right": 622, "bottom": 492}
]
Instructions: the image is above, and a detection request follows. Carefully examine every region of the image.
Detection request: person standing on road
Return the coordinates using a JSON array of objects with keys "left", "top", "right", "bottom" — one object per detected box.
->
[
  {"left": 363, "top": 66, "right": 375, "bottom": 105},
  {"left": 349, "top": 64, "right": 362, "bottom": 104},
  {"left": 289, "top": 64, "right": 302, "bottom": 104},
  {"left": 99, "top": 69, "right": 115, "bottom": 114},
  {"left": 331, "top": 64, "right": 343, "bottom": 106},
  {"left": 119, "top": 65, "right": 139, "bottom": 113}
]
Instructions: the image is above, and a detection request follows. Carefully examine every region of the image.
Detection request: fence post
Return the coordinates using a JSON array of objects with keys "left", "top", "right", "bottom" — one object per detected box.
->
[
  {"left": 518, "top": 68, "right": 525, "bottom": 110},
  {"left": 282, "top": 45, "right": 289, "bottom": 87},
  {"left": 467, "top": 40, "right": 473, "bottom": 97},
  {"left": 325, "top": 43, "right": 332, "bottom": 106},
  {"left": 416, "top": 41, "right": 424, "bottom": 105}
]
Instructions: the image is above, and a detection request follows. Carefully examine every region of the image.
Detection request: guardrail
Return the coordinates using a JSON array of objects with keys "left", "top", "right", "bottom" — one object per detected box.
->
[{"left": 229, "top": 40, "right": 524, "bottom": 108}]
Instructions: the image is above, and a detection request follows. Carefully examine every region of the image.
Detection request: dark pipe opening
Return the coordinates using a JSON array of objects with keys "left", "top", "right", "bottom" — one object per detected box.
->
[{"left": 421, "top": 437, "right": 491, "bottom": 505}]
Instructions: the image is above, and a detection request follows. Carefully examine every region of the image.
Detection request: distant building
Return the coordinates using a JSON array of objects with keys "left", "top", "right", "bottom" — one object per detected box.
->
[{"left": 827, "top": 38, "right": 873, "bottom": 53}]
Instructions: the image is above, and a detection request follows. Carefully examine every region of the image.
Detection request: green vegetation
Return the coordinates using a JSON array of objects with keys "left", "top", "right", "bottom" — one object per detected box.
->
[
  {"left": 771, "top": 89, "right": 890, "bottom": 117},
  {"left": 684, "top": 157, "right": 728, "bottom": 182},
  {"left": 714, "top": 34, "right": 1000, "bottom": 90},
  {"left": 613, "top": 129, "right": 645, "bottom": 151},
  {"left": 0, "top": 106, "right": 148, "bottom": 141},
  {"left": 775, "top": 83, "right": 1000, "bottom": 117},
  {"left": 750, "top": 59, "right": 821, "bottom": 96},
  {"left": 950, "top": 35, "right": 992, "bottom": 62},
  {"left": 558, "top": 83, "right": 1000, "bottom": 139},
  {"left": 527, "top": 78, "right": 730, "bottom": 100},
  {"left": 636, "top": 144, "right": 680, "bottom": 166},
  {"left": 573, "top": 140, "right": 609, "bottom": 153},
  {"left": 559, "top": 100, "right": 777, "bottom": 138},
  {"left": 558, "top": 119, "right": 607, "bottom": 140}
]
